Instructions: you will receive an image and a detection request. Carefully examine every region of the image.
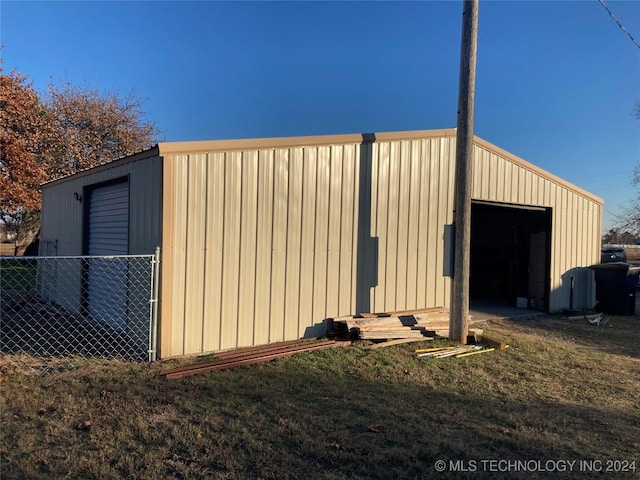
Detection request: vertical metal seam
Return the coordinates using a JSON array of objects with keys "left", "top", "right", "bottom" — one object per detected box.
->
[
  {"left": 235, "top": 152, "right": 244, "bottom": 348},
  {"left": 181, "top": 156, "right": 190, "bottom": 355},
  {"left": 200, "top": 153, "right": 209, "bottom": 353},
  {"left": 412, "top": 140, "right": 419, "bottom": 307},
  {"left": 431, "top": 141, "right": 439, "bottom": 305},
  {"left": 268, "top": 149, "right": 276, "bottom": 343},
  {"left": 373, "top": 143, "right": 381, "bottom": 310},
  {"left": 383, "top": 143, "right": 391, "bottom": 312},
  {"left": 282, "top": 149, "right": 291, "bottom": 341},
  {"left": 337, "top": 145, "right": 345, "bottom": 313},
  {"left": 395, "top": 141, "right": 403, "bottom": 309},
  {"left": 310, "top": 147, "right": 319, "bottom": 328},
  {"left": 324, "top": 145, "right": 332, "bottom": 318},
  {"left": 421, "top": 139, "right": 428, "bottom": 306},
  {"left": 405, "top": 141, "right": 412, "bottom": 308},
  {"left": 218, "top": 153, "right": 227, "bottom": 351},
  {"left": 252, "top": 151, "right": 261, "bottom": 346},
  {"left": 417, "top": 140, "right": 424, "bottom": 307},
  {"left": 350, "top": 143, "right": 358, "bottom": 313},
  {"left": 296, "top": 147, "right": 306, "bottom": 337}
]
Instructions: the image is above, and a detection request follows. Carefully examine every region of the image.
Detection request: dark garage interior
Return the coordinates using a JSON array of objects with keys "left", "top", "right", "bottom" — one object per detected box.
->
[{"left": 470, "top": 201, "right": 552, "bottom": 311}]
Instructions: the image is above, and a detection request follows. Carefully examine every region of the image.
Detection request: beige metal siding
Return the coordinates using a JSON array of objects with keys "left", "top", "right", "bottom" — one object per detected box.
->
[
  {"left": 370, "top": 137, "right": 456, "bottom": 314},
  {"left": 38, "top": 154, "right": 163, "bottom": 315},
  {"left": 471, "top": 143, "right": 602, "bottom": 312},
  {"left": 164, "top": 144, "right": 365, "bottom": 356},
  {"left": 159, "top": 130, "right": 602, "bottom": 358},
  {"left": 41, "top": 155, "right": 163, "bottom": 255},
  {"left": 162, "top": 133, "right": 461, "bottom": 357}
]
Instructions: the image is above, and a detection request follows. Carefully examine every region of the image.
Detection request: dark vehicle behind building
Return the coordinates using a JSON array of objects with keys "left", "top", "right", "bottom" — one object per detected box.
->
[{"left": 601, "top": 247, "right": 626, "bottom": 263}]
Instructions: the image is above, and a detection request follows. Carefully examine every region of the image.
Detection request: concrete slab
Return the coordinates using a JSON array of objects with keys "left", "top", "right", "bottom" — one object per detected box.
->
[{"left": 469, "top": 299, "right": 546, "bottom": 323}]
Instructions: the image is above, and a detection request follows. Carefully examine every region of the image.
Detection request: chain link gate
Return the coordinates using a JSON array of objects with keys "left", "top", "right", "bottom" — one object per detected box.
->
[{"left": 0, "top": 249, "right": 159, "bottom": 368}]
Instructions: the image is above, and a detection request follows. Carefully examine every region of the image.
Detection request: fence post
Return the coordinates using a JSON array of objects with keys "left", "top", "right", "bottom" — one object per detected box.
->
[{"left": 148, "top": 246, "right": 161, "bottom": 362}]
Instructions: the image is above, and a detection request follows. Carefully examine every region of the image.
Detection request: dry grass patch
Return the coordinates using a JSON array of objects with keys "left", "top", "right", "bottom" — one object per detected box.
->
[{"left": 1, "top": 313, "right": 639, "bottom": 479}]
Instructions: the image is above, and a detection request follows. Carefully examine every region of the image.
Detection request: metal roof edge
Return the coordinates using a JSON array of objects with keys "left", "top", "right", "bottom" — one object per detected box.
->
[
  {"left": 40, "top": 130, "right": 603, "bottom": 207},
  {"left": 157, "top": 128, "right": 459, "bottom": 156},
  {"left": 373, "top": 128, "right": 457, "bottom": 142},
  {"left": 158, "top": 133, "right": 364, "bottom": 155},
  {"left": 41, "top": 146, "right": 161, "bottom": 188},
  {"left": 472, "top": 135, "right": 604, "bottom": 206}
]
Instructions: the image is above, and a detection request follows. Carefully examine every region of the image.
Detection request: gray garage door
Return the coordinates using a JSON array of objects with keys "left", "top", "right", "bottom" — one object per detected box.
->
[{"left": 87, "top": 180, "right": 129, "bottom": 329}]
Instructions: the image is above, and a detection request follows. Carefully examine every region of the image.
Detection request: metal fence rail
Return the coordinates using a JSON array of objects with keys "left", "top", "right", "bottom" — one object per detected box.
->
[{"left": 0, "top": 250, "right": 159, "bottom": 365}]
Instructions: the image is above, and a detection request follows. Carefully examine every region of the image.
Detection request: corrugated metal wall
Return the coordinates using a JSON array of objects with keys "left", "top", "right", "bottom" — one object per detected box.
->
[
  {"left": 471, "top": 140, "right": 601, "bottom": 311},
  {"left": 38, "top": 131, "right": 603, "bottom": 359},
  {"left": 161, "top": 132, "right": 458, "bottom": 357},
  {"left": 160, "top": 131, "right": 602, "bottom": 357},
  {"left": 369, "top": 135, "right": 457, "bottom": 313},
  {"left": 41, "top": 154, "right": 163, "bottom": 256},
  {"left": 39, "top": 154, "right": 163, "bottom": 314},
  {"left": 163, "top": 143, "right": 364, "bottom": 355}
]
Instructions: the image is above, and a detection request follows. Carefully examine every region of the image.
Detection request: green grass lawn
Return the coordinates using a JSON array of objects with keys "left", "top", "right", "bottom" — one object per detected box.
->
[
  {"left": 1, "top": 314, "right": 639, "bottom": 479},
  {"left": 0, "top": 259, "right": 36, "bottom": 290}
]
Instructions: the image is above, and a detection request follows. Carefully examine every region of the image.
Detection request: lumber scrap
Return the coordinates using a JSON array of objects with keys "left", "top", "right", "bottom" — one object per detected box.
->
[
  {"left": 160, "top": 340, "right": 349, "bottom": 379},
  {"left": 355, "top": 325, "right": 433, "bottom": 332},
  {"left": 358, "top": 331, "right": 430, "bottom": 340},
  {"left": 385, "top": 306, "right": 450, "bottom": 316},
  {"left": 417, "top": 345, "right": 479, "bottom": 357},
  {"left": 345, "top": 316, "right": 420, "bottom": 329},
  {"left": 211, "top": 337, "right": 318, "bottom": 360},
  {"left": 415, "top": 342, "right": 499, "bottom": 359},
  {"left": 415, "top": 346, "right": 457, "bottom": 353},
  {"left": 421, "top": 345, "right": 481, "bottom": 358},
  {"left": 456, "top": 347, "right": 495, "bottom": 358},
  {"left": 356, "top": 324, "right": 449, "bottom": 340},
  {"left": 479, "top": 335, "right": 509, "bottom": 351},
  {"left": 328, "top": 307, "right": 466, "bottom": 341},
  {"left": 364, "top": 337, "right": 435, "bottom": 350},
  {"left": 418, "top": 329, "right": 449, "bottom": 337},
  {"left": 331, "top": 306, "right": 449, "bottom": 323}
]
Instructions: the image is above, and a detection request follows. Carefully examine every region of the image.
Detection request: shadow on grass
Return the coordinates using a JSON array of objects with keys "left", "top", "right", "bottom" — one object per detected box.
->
[
  {"left": 488, "top": 314, "right": 640, "bottom": 359},
  {"left": 1, "top": 341, "right": 639, "bottom": 480},
  {"left": 0, "top": 290, "right": 147, "bottom": 361},
  {"left": 177, "top": 367, "right": 639, "bottom": 480}
]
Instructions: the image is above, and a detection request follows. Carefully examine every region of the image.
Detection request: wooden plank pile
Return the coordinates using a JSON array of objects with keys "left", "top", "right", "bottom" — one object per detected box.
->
[{"left": 327, "top": 307, "right": 464, "bottom": 341}]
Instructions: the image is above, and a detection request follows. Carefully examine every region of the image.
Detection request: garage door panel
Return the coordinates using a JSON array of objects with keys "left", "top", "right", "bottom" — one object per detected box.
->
[{"left": 87, "top": 180, "right": 129, "bottom": 329}]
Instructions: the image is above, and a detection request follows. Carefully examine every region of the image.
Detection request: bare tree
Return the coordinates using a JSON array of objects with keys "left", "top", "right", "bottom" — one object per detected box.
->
[
  {"left": 1, "top": 67, "right": 159, "bottom": 254},
  {"left": 46, "top": 80, "right": 159, "bottom": 176},
  {"left": 611, "top": 103, "right": 640, "bottom": 240}
]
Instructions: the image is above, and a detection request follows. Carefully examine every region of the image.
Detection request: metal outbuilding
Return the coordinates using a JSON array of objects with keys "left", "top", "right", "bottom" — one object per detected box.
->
[{"left": 40, "top": 129, "right": 603, "bottom": 358}]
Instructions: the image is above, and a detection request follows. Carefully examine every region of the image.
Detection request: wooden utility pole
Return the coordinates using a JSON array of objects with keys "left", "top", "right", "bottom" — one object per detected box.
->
[{"left": 450, "top": 0, "right": 479, "bottom": 344}]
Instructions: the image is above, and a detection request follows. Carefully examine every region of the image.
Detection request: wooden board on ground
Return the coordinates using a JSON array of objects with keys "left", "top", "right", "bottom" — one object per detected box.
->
[
  {"left": 480, "top": 335, "right": 508, "bottom": 350},
  {"left": 365, "top": 337, "right": 435, "bottom": 350},
  {"left": 331, "top": 306, "right": 449, "bottom": 323},
  {"left": 359, "top": 332, "right": 431, "bottom": 340}
]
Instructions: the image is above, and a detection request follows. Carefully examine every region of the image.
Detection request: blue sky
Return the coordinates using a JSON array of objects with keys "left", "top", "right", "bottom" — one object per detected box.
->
[{"left": 2, "top": 1, "right": 639, "bottom": 232}]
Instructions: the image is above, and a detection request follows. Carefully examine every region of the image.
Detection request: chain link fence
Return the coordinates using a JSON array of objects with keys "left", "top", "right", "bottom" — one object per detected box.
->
[{"left": 1, "top": 251, "right": 159, "bottom": 373}]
